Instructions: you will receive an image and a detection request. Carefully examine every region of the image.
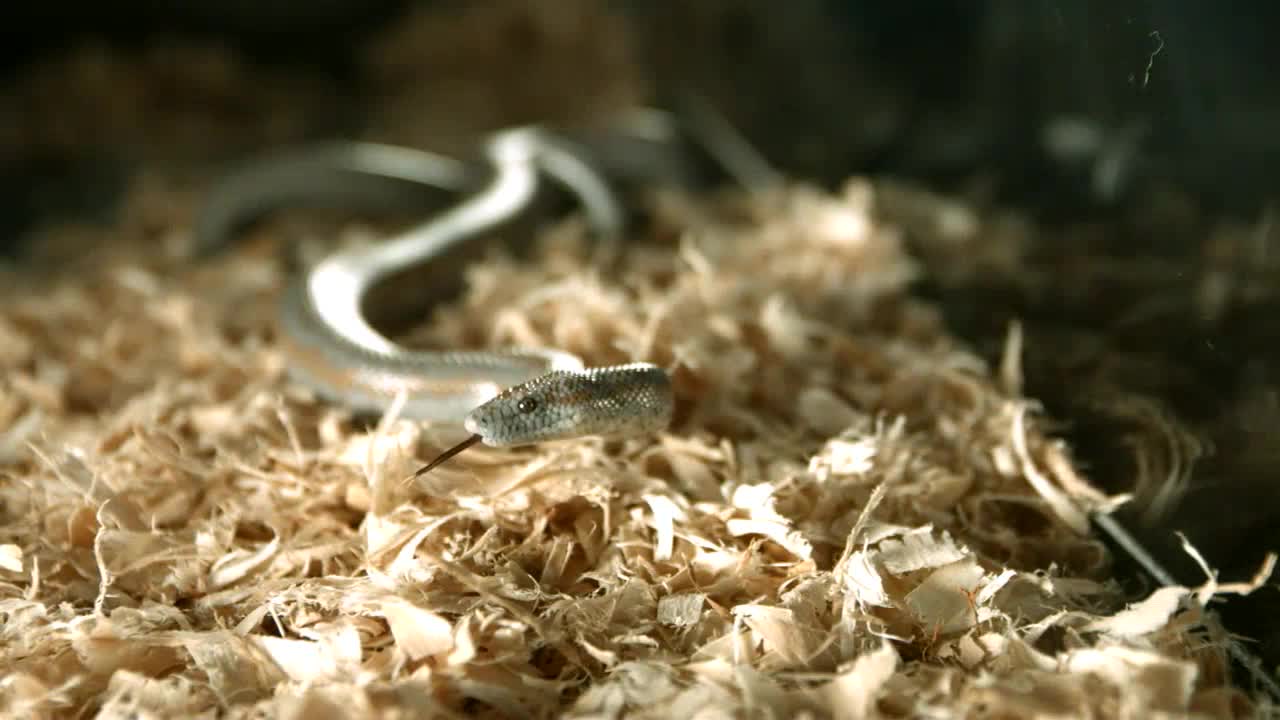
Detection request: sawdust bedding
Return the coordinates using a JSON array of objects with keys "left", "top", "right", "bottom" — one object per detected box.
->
[
  {"left": 0, "top": 171, "right": 1270, "bottom": 719},
  {"left": 0, "top": 8, "right": 1275, "bottom": 720}
]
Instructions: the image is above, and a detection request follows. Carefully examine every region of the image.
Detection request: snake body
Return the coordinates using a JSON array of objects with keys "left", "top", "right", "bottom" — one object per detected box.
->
[{"left": 200, "top": 121, "right": 678, "bottom": 456}]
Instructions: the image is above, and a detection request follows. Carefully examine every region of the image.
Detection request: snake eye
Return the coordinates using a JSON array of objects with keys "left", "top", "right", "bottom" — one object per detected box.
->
[{"left": 517, "top": 397, "right": 539, "bottom": 414}]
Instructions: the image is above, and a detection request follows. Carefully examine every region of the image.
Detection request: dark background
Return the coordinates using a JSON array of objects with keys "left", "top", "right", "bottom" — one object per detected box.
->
[
  {"left": 4, "top": 0, "right": 1279, "bottom": 672},
  {"left": 6, "top": 1, "right": 1280, "bottom": 219}
]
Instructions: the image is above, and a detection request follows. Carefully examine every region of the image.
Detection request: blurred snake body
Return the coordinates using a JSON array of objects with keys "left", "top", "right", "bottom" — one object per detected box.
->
[{"left": 201, "top": 124, "right": 676, "bottom": 466}]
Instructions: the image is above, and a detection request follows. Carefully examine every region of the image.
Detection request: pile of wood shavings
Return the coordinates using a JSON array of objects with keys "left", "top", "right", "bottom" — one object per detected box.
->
[{"left": 0, "top": 178, "right": 1265, "bottom": 718}]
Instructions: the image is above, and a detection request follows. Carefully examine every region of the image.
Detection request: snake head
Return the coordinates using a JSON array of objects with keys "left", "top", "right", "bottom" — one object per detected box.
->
[{"left": 463, "top": 362, "right": 674, "bottom": 447}]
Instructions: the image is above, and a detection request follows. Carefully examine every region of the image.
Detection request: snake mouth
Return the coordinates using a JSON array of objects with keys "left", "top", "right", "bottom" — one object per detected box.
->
[
  {"left": 462, "top": 411, "right": 513, "bottom": 447},
  {"left": 462, "top": 413, "right": 486, "bottom": 440}
]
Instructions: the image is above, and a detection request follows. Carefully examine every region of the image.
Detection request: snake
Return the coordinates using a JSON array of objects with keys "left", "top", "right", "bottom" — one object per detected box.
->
[{"left": 196, "top": 111, "right": 708, "bottom": 473}]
